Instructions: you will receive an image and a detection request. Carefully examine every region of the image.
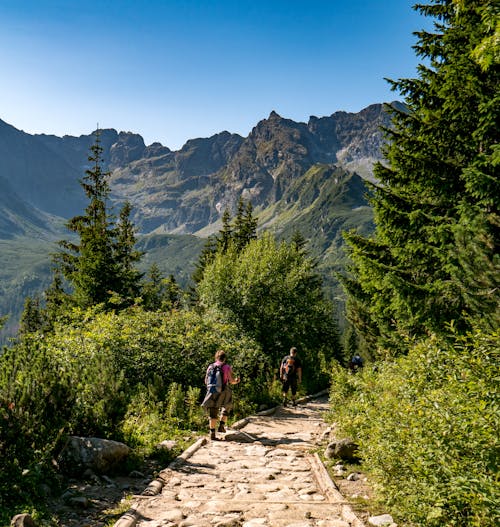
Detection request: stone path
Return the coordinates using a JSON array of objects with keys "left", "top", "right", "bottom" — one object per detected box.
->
[{"left": 115, "top": 394, "right": 364, "bottom": 527}]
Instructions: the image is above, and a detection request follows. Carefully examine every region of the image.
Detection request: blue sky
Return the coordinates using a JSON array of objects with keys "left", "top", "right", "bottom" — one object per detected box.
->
[{"left": 0, "top": 1, "right": 429, "bottom": 150}]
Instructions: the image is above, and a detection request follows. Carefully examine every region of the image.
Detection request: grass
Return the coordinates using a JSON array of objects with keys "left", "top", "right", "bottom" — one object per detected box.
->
[{"left": 102, "top": 496, "right": 135, "bottom": 527}]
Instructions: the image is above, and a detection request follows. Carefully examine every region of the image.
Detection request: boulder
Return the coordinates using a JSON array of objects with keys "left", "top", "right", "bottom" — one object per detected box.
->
[
  {"left": 11, "top": 514, "right": 37, "bottom": 527},
  {"left": 368, "top": 514, "right": 397, "bottom": 527},
  {"left": 58, "top": 436, "right": 130, "bottom": 476},
  {"left": 156, "top": 439, "right": 177, "bottom": 451},
  {"left": 324, "top": 438, "right": 359, "bottom": 461}
]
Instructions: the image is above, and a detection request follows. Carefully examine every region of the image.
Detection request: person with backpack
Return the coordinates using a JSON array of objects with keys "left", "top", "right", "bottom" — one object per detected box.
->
[
  {"left": 201, "top": 349, "right": 240, "bottom": 440},
  {"left": 280, "top": 346, "right": 302, "bottom": 407},
  {"left": 349, "top": 353, "right": 363, "bottom": 372}
]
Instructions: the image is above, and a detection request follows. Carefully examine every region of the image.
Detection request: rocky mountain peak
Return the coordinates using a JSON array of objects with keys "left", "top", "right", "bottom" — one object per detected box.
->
[
  {"left": 0, "top": 101, "right": 399, "bottom": 236},
  {"left": 144, "top": 142, "right": 171, "bottom": 158},
  {"left": 109, "top": 132, "right": 147, "bottom": 167}
]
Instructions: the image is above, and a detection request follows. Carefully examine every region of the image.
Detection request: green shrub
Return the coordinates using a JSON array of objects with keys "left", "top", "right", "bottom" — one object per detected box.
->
[
  {"left": 0, "top": 304, "right": 276, "bottom": 516},
  {"left": 0, "top": 335, "right": 75, "bottom": 510},
  {"left": 328, "top": 329, "right": 499, "bottom": 526},
  {"left": 121, "top": 388, "right": 175, "bottom": 456}
]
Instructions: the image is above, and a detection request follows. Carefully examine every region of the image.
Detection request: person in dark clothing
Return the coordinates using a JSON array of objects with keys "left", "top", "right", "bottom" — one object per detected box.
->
[
  {"left": 349, "top": 353, "right": 364, "bottom": 372},
  {"left": 279, "top": 346, "right": 302, "bottom": 407}
]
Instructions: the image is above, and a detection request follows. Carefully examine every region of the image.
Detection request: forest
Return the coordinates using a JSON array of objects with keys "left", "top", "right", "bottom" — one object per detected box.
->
[{"left": 0, "top": 1, "right": 498, "bottom": 526}]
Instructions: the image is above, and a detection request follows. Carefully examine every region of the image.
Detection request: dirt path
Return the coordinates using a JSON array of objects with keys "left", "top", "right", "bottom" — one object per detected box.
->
[{"left": 115, "top": 394, "right": 364, "bottom": 527}]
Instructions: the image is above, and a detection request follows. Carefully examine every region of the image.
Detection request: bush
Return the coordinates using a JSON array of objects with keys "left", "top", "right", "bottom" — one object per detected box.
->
[
  {"left": 0, "top": 304, "right": 272, "bottom": 515},
  {"left": 0, "top": 336, "right": 72, "bottom": 510},
  {"left": 197, "top": 234, "right": 343, "bottom": 388},
  {"left": 328, "top": 329, "right": 499, "bottom": 526}
]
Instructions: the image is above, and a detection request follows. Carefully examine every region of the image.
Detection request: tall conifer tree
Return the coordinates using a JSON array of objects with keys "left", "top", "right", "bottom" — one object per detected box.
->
[
  {"left": 114, "top": 201, "right": 144, "bottom": 305},
  {"left": 343, "top": 0, "right": 499, "bottom": 352},
  {"left": 54, "top": 131, "right": 143, "bottom": 309},
  {"left": 18, "top": 297, "right": 43, "bottom": 336},
  {"left": 233, "top": 197, "right": 258, "bottom": 252},
  {"left": 217, "top": 208, "right": 233, "bottom": 254}
]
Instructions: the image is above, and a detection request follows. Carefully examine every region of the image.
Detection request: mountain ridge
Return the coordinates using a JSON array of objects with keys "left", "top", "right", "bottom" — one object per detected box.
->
[
  {"left": 0, "top": 101, "right": 396, "bottom": 238},
  {"left": 0, "top": 102, "right": 397, "bottom": 342}
]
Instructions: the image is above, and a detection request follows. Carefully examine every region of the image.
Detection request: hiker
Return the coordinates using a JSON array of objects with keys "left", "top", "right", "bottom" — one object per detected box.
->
[
  {"left": 280, "top": 346, "right": 302, "bottom": 407},
  {"left": 201, "top": 350, "right": 240, "bottom": 440},
  {"left": 349, "top": 353, "right": 363, "bottom": 372}
]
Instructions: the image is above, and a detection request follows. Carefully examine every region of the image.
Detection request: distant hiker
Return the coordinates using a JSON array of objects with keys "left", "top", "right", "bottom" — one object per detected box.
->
[
  {"left": 201, "top": 350, "right": 240, "bottom": 440},
  {"left": 349, "top": 353, "right": 364, "bottom": 372},
  {"left": 280, "top": 346, "right": 302, "bottom": 407}
]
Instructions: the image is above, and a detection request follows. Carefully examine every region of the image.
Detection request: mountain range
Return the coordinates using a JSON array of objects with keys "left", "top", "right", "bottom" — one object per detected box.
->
[{"left": 0, "top": 101, "right": 400, "bottom": 342}]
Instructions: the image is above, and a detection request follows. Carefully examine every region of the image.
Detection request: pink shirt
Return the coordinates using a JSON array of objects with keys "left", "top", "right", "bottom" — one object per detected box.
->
[{"left": 211, "top": 360, "right": 232, "bottom": 384}]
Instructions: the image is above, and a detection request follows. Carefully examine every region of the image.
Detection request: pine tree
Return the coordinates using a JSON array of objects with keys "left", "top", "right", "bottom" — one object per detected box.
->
[
  {"left": 233, "top": 197, "right": 258, "bottom": 252},
  {"left": 142, "top": 265, "right": 182, "bottom": 311},
  {"left": 217, "top": 208, "right": 233, "bottom": 254},
  {"left": 54, "top": 131, "right": 143, "bottom": 309},
  {"left": 42, "top": 270, "right": 67, "bottom": 331},
  {"left": 343, "top": 0, "right": 499, "bottom": 352},
  {"left": 19, "top": 297, "right": 43, "bottom": 336},
  {"left": 114, "top": 201, "right": 144, "bottom": 306}
]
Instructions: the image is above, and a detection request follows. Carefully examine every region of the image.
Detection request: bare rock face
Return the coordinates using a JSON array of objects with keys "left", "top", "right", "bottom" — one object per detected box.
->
[
  {"left": 57, "top": 436, "right": 130, "bottom": 476},
  {"left": 2, "top": 102, "right": 393, "bottom": 235},
  {"left": 109, "top": 132, "right": 146, "bottom": 166}
]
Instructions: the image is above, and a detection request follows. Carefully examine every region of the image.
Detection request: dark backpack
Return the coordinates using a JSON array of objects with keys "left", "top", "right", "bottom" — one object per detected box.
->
[
  {"left": 351, "top": 355, "right": 363, "bottom": 368},
  {"left": 206, "top": 362, "right": 225, "bottom": 394},
  {"left": 282, "top": 356, "right": 296, "bottom": 380}
]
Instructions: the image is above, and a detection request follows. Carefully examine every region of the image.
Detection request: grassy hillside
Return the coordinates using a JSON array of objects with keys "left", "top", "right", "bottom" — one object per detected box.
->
[
  {"left": 0, "top": 233, "right": 206, "bottom": 345},
  {"left": 0, "top": 166, "right": 374, "bottom": 345},
  {"left": 0, "top": 238, "right": 55, "bottom": 343},
  {"left": 257, "top": 164, "right": 374, "bottom": 299}
]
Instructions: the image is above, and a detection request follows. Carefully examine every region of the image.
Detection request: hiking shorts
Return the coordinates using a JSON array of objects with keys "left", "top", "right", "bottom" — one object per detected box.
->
[
  {"left": 282, "top": 377, "right": 298, "bottom": 395},
  {"left": 205, "top": 387, "right": 234, "bottom": 418}
]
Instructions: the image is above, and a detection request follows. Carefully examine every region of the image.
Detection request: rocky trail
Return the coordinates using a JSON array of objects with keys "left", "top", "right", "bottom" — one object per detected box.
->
[{"left": 113, "top": 394, "right": 368, "bottom": 527}]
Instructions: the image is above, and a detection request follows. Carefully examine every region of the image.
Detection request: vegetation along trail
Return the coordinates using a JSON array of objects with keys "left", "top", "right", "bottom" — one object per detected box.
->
[{"left": 115, "top": 394, "right": 364, "bottom": 527}]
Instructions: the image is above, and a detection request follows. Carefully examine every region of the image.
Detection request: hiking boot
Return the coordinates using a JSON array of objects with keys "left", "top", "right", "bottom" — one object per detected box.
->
[
  {"left": 282, "top": 398, "right": 287, "bottom": 407},
  {"left": 292, "top": 400, "right": 297, "bottom": 407},
  {"left": 210, "top": 429, "right": 216, "bottom": 441},
  {"left": 218, "top": 422, "right": 226, "bottom": 433}
]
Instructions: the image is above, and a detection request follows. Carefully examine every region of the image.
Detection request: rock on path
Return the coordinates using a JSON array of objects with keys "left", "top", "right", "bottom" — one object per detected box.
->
[{"left": 116, "top": 395, "right": 364, "bottom": 527}]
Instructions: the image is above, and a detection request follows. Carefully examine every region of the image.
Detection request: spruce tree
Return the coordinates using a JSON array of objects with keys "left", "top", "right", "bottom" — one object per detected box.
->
[
  {"left": 142, "top": 265, "right": 182, "bottom": 311},
  {"left": 343, "top": 0, "right": 499, "bottom": 352},
  {"left": 291, "top": 230, "right": 308, "bottom": 254},
  {"left": 192, "top": 199, "right": 258, "bottom": 287},
  {"left": 217, "top": 208, "right": 233, "bottom": 253},
  {"left": 54, "top": 131, "right": 143, "bottom": 309},
  {"left": 19, "top": 297, "right": 43, "bottom": 336},
  {"left": 114, "top": 201, "right": 144, "bottom": 306},
  {"left": 42, "top": 270, "right": 67, "bottom": 331},
  {"left": 191, "top": 235, "right": 218, "bottom": 285},
  {"left": 142, "top": 263, "right": 164, "bottom": 311},
  {"left": 233, "top": 197, "right": 258, "bottom": 252}
]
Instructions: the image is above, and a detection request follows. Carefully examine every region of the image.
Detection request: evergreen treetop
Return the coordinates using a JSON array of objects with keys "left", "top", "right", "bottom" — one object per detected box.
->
[
  {"left": 344, "top": 0, "right": 499, "bottom": 353},
  {"left": 53, "top": 130, "right": 143, "bottom": 310}
]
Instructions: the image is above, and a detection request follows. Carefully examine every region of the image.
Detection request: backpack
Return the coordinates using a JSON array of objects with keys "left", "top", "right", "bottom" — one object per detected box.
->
[
  {"left": 351, "top": 355, "right": 363, "bottom": 368},
  {"left": 282, "top": 356, "right": 296, "bottom": 380},
  {"left": 206, "top": 362, "right": 225, "bottom": 394}
]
